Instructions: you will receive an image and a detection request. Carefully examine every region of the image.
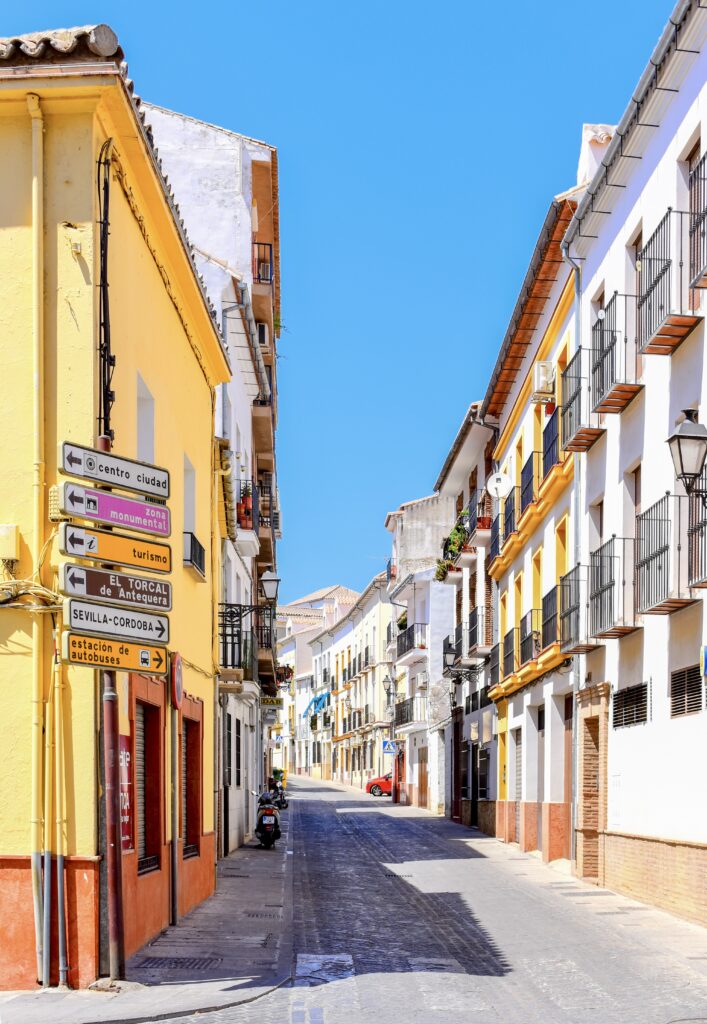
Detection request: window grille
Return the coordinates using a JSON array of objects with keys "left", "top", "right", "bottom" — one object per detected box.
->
[
  {"left": 613, "top": 682, "right": 648, "bottom": 728},
  {"left": 670, "top": 665, "right": 703, "bottom": 717}
]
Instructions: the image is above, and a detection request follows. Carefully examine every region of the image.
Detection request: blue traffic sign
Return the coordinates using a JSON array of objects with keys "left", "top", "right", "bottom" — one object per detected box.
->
[{"left": 382, "top": 739, "right": 397, "bottom": 755}]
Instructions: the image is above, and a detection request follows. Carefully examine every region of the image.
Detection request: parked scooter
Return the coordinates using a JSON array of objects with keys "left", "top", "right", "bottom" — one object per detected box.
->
[
  {"left": 272, "top": 779, "right": 288, "bottom": 809},
  {"left": 255, "top": 791, "right": 281, "bottom": 849}
]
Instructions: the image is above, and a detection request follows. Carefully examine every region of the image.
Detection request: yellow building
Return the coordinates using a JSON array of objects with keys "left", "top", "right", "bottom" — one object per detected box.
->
[{"left": 0, "top": 26, "right": 229, "bottom": 988}]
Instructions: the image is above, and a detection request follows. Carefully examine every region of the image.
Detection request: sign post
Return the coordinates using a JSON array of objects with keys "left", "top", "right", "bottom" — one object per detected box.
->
[
  {"left": 60, "top": 442, "right": 170, "bottom": 498},
  {"left": 59, "top": 523, "right": 172, "bottom": 573},
  {"left": 59, "top": 564, "right": 172, "bottom": 611},
  {"left": 61, "top": 632, "right": 168, "bottom": 674},
  {"left": 64, "top": 598, "right": 169, "bottom": 645},
  {"left": 58, "top": 483, "right": 170, "bottom": 537}
]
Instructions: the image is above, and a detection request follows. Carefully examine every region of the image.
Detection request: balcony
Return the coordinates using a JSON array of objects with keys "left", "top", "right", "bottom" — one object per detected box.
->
[
  {"left": 364, "top": 646, "right": 371, "bottom": 668},
  {"left": 386, "top": 621, "right": 396, "bottom": 647},
  {"left": 690, "top": 152, "right": 707, "bottom": 288},
  {"left": 519, "top": 610, "right": 542, "bottom": 665},
  {"left": 688, "top": 468, "right": 707, "bottom": 586},
  {"left": 520, "top": 452, "right": 542, "bottom": 517},
  {"left": 467, "top": 605, "right": 493, "bottom": 659},
  {"left": 442, "top": 507, "right": 477, "bottom": 569},
  {"left": 589, "top": 536, "right": 638, "bottom": 638},
  {"left": 591, "top": 292, "right": 642, "bottom": 414},
  {"left": 635, "top": 493, "right": 692, "bottom": 614},
  {"left": 560, "top": 565, "right": 598, "bottom": 654},
  {"left": 218, "top": 604, "right": 257, "bottom": 680},
  {"left": 542, "top": 407, "right": 561, "bottom": 479},
  {"left": 638, "top": 209, "right": 702, "bottom": 355},
  {"left": 322, "top": 667, "right": 330, "bottom": 684},
  {"left": 252, "top": 396, "right": 275, "bottom": 461},
  {"left": 394, "top": 695, "right": 427, "bottom": 730},
  {"left": 396, "top": 623, "right": 428, "bottom": 666},
  {"left": 253, "top": 241, "right": 273, "bottom": 285},
  {"left": 322, "top": 710, "right": 331, "bottom": 730},
  {"left": 541, "top": 585, "right": 560, "bottom": 650},
  {"left": 386, "top": 558, "right": 397, "bottom": 583},
  {"left": 489, "top": 513, "right": 502, "bottom": 564},
  {"left": 502, "top": 628, "right": 518, "bottom": 679},
  {"left": 503, "top": 487, "right": 520, "bottom": 543},
  {"left": 183, "top": 531, "right": 206, "bottom": 579},
  {"left": 561, "top": 348, "right": 605, "bottom": 453},
  {"left": 258, "top": 512, "right": 274, "bottom": 564},
  {"left": 489, "top": 643, "right": 500, "bottom": 688},
  {"left": 471, "top": 492, "right": 493, "bottom": 542},
  {"left": 234, "top": 479, "right": 260, "bottom": 558}
]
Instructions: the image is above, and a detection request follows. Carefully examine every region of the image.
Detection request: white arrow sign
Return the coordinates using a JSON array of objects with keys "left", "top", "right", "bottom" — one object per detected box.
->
[
  {"left": 64, "top": 598, "right": 170, "bottom": 645},
  {"left": 60, "top": 442, "right": 170, "bottom": 498}
]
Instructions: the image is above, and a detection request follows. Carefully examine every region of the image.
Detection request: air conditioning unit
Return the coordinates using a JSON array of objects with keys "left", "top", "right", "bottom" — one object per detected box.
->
[
  {"left": 531, "top": 360, "right": 555, "bottom": 403},
  {"left": 256, "top": 322, "right": 269, "bottom": 347}
]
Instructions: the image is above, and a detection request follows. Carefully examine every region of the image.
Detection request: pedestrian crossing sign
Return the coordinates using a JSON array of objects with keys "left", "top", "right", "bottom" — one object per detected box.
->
[{"left": 382, "top": 740, "right": 397, "bottom": 754}]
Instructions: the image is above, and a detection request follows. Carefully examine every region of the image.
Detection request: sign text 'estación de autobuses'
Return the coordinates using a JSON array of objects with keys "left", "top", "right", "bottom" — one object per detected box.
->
[
  {"left": 60, "top": 441, "right": 170, "bottom": 499},
  {"left": 59, "top": 522, "right": 172, "bottom": 574},
  {"left": 64, "top": 598, "right": 170, "bottom": 645},
  {"left": 58, "top": 483, "right": 170, "bottom": 538},
  {"left": 61, "top": 632, "right": 168, "bottom": 675},
  {"left": 58, "top": 563, "right": 172, "bottom": 611}
]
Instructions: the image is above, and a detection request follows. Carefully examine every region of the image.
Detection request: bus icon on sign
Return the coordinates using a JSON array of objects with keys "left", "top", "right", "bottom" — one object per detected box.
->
[{"left": 139, "top": 649, "right": 150, "bottom": 668}]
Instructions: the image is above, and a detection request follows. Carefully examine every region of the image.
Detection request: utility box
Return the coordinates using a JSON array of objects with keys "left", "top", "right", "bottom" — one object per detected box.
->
[{"left": 0, "top": 524, "right": 19, "bottom": 561}]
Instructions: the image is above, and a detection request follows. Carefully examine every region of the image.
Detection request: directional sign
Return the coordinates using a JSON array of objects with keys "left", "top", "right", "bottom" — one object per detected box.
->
[
  {"left": 60, "top": 442, "right": 170, "bottom": 499},
  {"left": 59, "top": 564, "right": 172, "bottom": 611},
  {"left": 61, "top": 631, "right": 168, "bottom": 675},
  {"left": 64, "top": 598, "right": 169, "bottom": 645},
  {"left": 58, "top": 483, "right": 170, "bottom": 538},
  {"left": 382, "top": 740, "right": 397, "bottom": 755},
  {"left": 59, "top": 523, "right": 172, "bottom": 574}
]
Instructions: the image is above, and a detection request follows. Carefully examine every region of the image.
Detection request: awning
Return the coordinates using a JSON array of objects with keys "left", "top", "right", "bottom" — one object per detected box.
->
[{"left": 302, "top": 692, "right": 329, "bottom": 717}]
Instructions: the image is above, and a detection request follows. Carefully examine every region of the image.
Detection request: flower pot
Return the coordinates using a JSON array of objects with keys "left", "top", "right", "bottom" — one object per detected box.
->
[{"left": 478, "top": 516, "right": 492, "bottom": 530}]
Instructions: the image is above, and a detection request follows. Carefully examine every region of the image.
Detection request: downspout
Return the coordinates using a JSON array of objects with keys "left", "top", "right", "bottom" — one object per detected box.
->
[
  {"left": 561, "top": 237, "right": 582, "bottom": 867},
  {"left": 41, "top": 675, "right": 54, "bottom": 987},
  {"left": 53, "top": 630, "right": 68, "bottom": 987},
  {"left": 28, "top": 91, "right": 45, "bottom": 984}
]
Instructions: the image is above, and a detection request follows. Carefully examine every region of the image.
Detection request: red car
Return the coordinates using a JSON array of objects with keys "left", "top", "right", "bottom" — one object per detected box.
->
[{"left": 366, "top": 772, "right": 392, "bottom": 797}]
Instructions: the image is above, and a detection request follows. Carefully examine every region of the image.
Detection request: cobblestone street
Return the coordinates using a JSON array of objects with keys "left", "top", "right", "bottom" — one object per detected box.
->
[{"left": 166, "top": 776, "right": 707, "bottom": 1024}]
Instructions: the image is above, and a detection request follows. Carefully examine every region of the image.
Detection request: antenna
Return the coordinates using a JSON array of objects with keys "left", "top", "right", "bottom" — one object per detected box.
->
[{"left": 486, "top": 472, "right": 513, "bottom": 500}]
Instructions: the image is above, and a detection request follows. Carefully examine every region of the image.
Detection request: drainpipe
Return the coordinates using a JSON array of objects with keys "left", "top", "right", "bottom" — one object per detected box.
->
[
  {"left": 41, "top": 674, "right": 54, "bottom": 986},
  {"left": 28, "top": 91, "right": 45, "bottom": 984},
  {"left": 53, "top": 631, "right": 68, "bottom": 987},
  {"left": 561, "top": 237, "right": 582, "bottom": 867}
]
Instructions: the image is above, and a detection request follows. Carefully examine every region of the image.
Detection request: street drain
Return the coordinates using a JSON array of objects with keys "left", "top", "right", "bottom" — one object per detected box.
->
[
  {"left": 245, "top": 912, "right": 282, "bottom": 919},
  {"left": 384, "top": 872, "right": 412, "bottom": 878},
  {"left": 137, "top": 956, "right": 223, "bottom": 971}
]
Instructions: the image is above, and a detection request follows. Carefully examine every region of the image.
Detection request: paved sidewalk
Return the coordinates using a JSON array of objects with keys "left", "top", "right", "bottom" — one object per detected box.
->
[{"left": 0, "top": 808, "right": 293, "bottom": 1024}]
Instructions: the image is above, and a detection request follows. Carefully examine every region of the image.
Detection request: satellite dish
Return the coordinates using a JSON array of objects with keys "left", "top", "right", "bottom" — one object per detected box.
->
[{"left": 487, "top": 472, "right": 513, "bottom": 499}]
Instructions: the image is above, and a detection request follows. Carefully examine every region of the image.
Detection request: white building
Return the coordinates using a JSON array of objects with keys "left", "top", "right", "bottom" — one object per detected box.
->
[
  {"left": 146, "top": 104, "right": 282, "bottom": 854},
  {"left": 385, "top": 495, "right": 456, "bottom": 811},
  {"left": 562, "top": 1, "right": 707, "bottom": 922}
]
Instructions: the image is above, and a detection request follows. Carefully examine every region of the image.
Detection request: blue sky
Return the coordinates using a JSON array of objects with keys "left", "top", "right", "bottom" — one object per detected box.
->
[{"left": 6, "top": 2, "right": 668, "bottom": 602}]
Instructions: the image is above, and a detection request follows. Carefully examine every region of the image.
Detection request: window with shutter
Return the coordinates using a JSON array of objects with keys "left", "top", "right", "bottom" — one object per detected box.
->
[
  {"left": 670, "top": 665, "right": 703, "bottom": 717},
  {"left": 135, "top": 700, "right": 160, "bottom": 874},
  {"left": 182, "top": 717, "right": 201, "bottom": 859},
  {"left": 235, "top": 718, "right": 242, "bottom": 786},
  {"left": 135, "top": 703, "right": 146, "bottom": 862},
  {"left": 613, "top": 682, "right": 649, "bottom": 728}
]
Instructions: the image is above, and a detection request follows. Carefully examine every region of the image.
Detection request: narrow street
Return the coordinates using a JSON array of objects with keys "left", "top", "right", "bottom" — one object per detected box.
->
[{"left": 168, "top": 776, "right": 707, "bottom": 1024}]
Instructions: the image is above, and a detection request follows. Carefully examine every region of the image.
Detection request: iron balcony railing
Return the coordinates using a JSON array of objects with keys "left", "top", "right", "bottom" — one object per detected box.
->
[
  {"left": 183, "top": 531, "right": 206, "bottom": 578},
  {"left": 589, "top": 536, "right": 637, "bottom": 637},
  {"left": 637, "top": 209, "right": 701, "bottom": 354},
  {"left": 258, "top": 473, "right": 273, "bottom": 501},
  {"left": 591, "top": 292, "right": 641, "bottom": 414},
  {"left": 503, "top": 487, "right": 519, "bottom": 540},
  {"left": 489, "top": 643, "right": 500, "bottom": 687},
  {"left": 386, "top": 558, "right": 397, "bottom": 582},
  {"left": 635, "top": 493, "right": 690, "bottom": 614},
  {"left": 475, "top": 491, "right": 493, "bottom": 533},
  {"left": 467, "top": 492, "right": 478, "bottom": 535},
  {"left": 442, "top": 507, "right": 471, "bottom": 561},
  {"left": 542, "top": 406, "right": 560, "bottom": 478},
  {"left": 394, "top": 695, "right": 427, "bottom": 727},
  {"left": 253, "top": 241, "right": 273, "bottom": 284},
  {"left": 688, "top": 465, "right": 707, "bottom": 586},
  {"left": 541, "top": 584, "right": 560, "bottom": 649},
  {"left": 322, "top": 667, "right": 330, "bottom": 683},
  {"left": 690, "top": 151, "right": 707, "bottom": 287},
  {"left": 561, "top": 348, "right": 603, "bottom": 452},
  {"left": 519, "top": 609, "right": 542, "bottom": 665},
  {"left": 364, "top": 646, "right": 371, "bottom": 667},
  {"left": 386, "top": 622, "right": 394, "bottom": 645},
  {"left": 218, "top": 604, "right": 258, "bottom": 678},
  {"left": 396, "top": 623, "right": 427, "bottom": 658},
  {"left": 489, "top": 514, "right": 502, "bottom": 562},
  {"left": 236, "top": 479, "right": 260, "bottom": 531},
  {"left": 468, "top": 605, "right": 493, "bottom": 652},
  {"left": 503, "top": 628, "right": 518, "bottom": 678},
  {"left": 559, "top": 565, "right": 597, "bottom": 654},
  {"left": 520, "top": 452, "right": 542, "bottom": 515}
]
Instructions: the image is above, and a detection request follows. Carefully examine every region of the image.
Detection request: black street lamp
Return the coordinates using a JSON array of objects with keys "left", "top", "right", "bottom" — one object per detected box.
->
[
  {"left": 260, "top": 568, "right": 281, "bottom": 604},
  {"left": 667, "top": 409, "right": 707, "bottom": 495},
  {"left": 443, "top": 648, "right": 456, "bottom": 672},
  {"left": 382, "top": 673, "right": 393, "bottom": 706}
]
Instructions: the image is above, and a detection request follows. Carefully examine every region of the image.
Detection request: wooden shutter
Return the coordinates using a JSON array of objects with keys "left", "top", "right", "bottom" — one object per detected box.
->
[
  {"left": 135, "top": 704, "right": 146, "bottom": 861},
  {"left": 671, "top": 665, "right": 703, "bottom": 717},
  {"left": 613, "top": 683, "right": 648, "bottom": 727},
  {"left": 182, "top": 724, "right": 188, "bottom": 840}
]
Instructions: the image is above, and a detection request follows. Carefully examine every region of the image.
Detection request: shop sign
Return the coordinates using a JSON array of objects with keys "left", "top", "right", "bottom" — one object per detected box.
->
[
  {"left": 61, "top": 442, "right": 170, "bottom": 498},
  {"left": 61, "top": 632, "right": 168, "bottom": 674},
  {"left": 261, "top": 696, "right": 284, "bottom": 708},
  {"left": 58, "top": 483, "right": 170, "bottom": 537},
  {"left": 59, "top": 523, "right": 172, "bottom": 574},
  {"left": 59, "top": 563, "right": 172, "bottom": 611},
  {"left": 119, "top": 735, "right": 134, "bottom": 851},
  {"left": 64, "top": 598, "right": 169, "bottom": 644}
]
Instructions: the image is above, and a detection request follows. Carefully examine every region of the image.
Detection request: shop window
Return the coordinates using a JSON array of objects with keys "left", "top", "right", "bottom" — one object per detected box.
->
[
  {"left": 135, "top": 700, "right": 161, "bottom": 874},
  {"left": 182, "top": 717, "right": 201, "bottom": 858}
]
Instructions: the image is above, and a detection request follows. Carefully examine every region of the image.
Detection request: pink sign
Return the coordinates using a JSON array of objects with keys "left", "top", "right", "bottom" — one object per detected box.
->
[
  {"left": 119, "top": 735, "right": 134, "bottom": 851},
  {"left": 82, "top": 487, "right": 170, "bottom": 537}
]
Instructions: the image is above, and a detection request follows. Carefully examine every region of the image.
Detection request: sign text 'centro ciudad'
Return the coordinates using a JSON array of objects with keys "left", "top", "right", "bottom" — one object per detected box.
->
[
  {"left": 58, "top": 482, "right": 170, "bottom": 538},
  {"left": 58, "top": 564, "right": 172, "bottom": 611},
  {"left": 64, "top": 598, "right": 170, "bottom": 645},
  {"left": 59, "top": 522, "right": 172, "bottom": 574},
  {"left": 60, "top": 442, "right": 170, "bottom": 498}
]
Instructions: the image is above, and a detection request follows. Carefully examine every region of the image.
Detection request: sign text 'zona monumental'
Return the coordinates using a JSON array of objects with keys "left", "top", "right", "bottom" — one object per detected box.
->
[
  {"left": 60, "top": 442, "right": 170, "bottom": 499},
  {"left": 58, "top": 483, "right": 170, "bottom": 538}
]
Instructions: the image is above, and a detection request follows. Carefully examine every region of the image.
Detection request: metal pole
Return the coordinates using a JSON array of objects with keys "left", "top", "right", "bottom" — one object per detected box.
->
[{"left": 170, "top": 704, "right": 178, "bottom": 926}]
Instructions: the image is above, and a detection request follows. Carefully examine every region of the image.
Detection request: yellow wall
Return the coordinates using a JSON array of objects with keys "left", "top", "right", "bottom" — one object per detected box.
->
[{"left": 0, "top": 81, "right": 229, "bottom": 857}]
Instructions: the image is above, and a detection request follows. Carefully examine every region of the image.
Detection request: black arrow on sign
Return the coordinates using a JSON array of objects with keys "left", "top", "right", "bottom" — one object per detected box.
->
[
  {"left": 68, "top": 532, "right": 83, "bottom": 548},
  {"left": 66, "top": 451, "right": 82, "bottom": 468},
  {"left": 155, "top": 621, "right": 165, "bottom": 639},
  {"left": 68, "top": 490, "right": 84, "bottom": 507},
  {"left": 153, "top": 651, "right": 164, "bottom": 669},
  {"left": 67, "top": 569, "right": 83, "bottom": 587}
]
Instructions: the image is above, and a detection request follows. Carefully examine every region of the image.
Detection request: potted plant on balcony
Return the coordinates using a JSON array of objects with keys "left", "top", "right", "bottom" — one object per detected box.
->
[
  {"left": 242, "top": 483, "right": 253, "bottom": 530},
  {"left": 435, "top": 558, "right": 453, "bottom": 582}
]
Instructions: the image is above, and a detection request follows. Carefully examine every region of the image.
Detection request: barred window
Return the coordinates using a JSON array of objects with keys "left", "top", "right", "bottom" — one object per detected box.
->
[
  {"left": 478, "top": 747, "right": 490, "bottom": 800},
  {"left": 670, "top": 665, "right": 703, "bottom": 717},
  {"left": 613, "top": 682, "right": 648, "bottom": 728}
]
